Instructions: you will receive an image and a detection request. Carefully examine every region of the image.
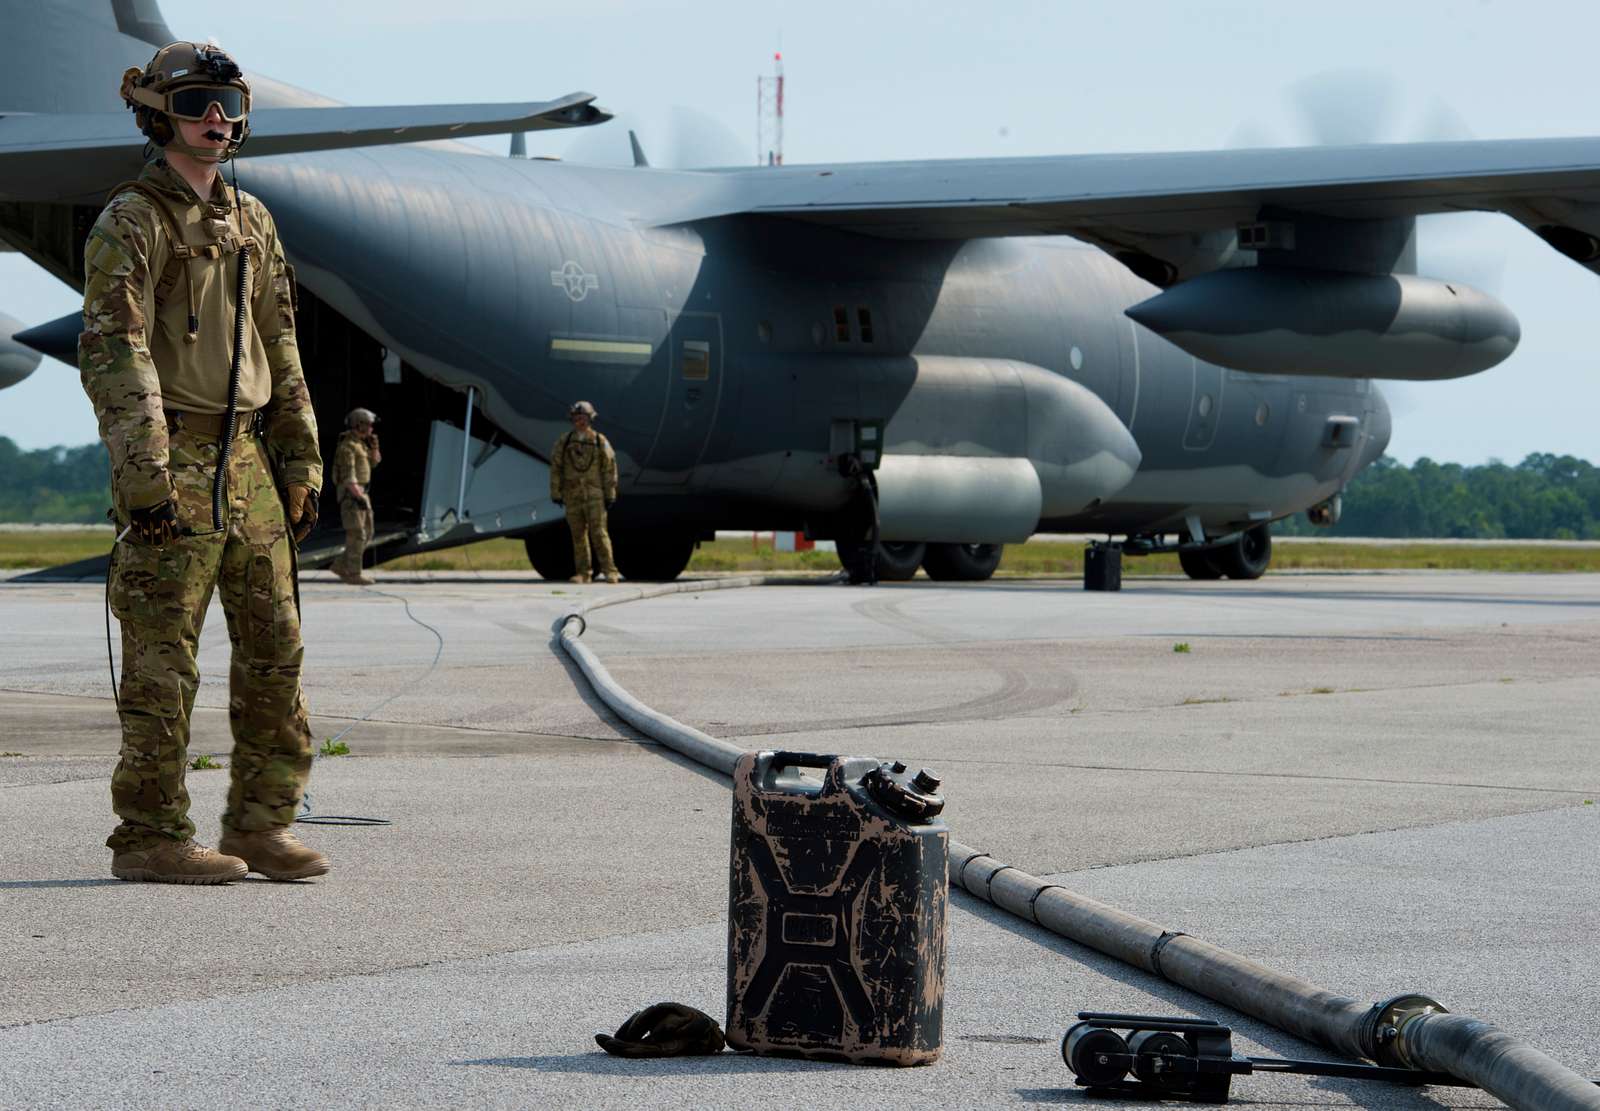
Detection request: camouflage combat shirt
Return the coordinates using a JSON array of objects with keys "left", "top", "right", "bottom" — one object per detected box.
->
[
  {"left": 550, "top": 428, "right": 617, "bottom": 501},
  {"left": 333, "top": 430, "right": 377, "bottom": 491},
  {"left": 79, "top": 158, "right": 321, "bottom": 511}
]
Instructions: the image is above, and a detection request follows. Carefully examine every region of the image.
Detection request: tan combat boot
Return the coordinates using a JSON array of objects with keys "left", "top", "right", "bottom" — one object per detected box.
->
[
  {"left": 111, "top": 839, "right": 249, "bottom": 885},
  {"left": 219, "top": 827, "right": 331, "bottom": 881},
  {"left": 603, "top": 572, "right": 621, "bottom": 584},
  {"left": 568, "top": 573, "right": 590, "bottom": 584}
]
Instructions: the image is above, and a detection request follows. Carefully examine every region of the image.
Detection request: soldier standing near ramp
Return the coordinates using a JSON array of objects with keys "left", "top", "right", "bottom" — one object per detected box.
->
[
  {"left": 549, "top": 400, "right": 620, "bottom": 583},
  {"left": 332, "top": 407, "right": 380, "bottom": 585},
  {"left": 79, "top": 42, "right": 329, "bottom": 884}
]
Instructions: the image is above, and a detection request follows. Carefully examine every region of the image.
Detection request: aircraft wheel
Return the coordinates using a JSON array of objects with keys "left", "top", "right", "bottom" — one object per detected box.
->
[
  {"left": 1214, "top": 524, "right": 1273, "bottom": 580},
  {"left": 1178, "top": 546, "right": 1225, "bottom": 580},
  {"left": 836, "top": 539, "right": 926, "bottom": 581},
  {"left": 921, "top": 542, "right": 1004, "bottom": 581},
  {"left": 524, "top": 526, "right": 576, "bottom": 581},
  {"left": 612, "top": 529, "right": 696, "bottom": 581}
]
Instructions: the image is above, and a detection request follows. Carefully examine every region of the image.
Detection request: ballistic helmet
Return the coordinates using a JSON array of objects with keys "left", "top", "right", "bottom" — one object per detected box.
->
[
  {"left": 569, "top": 400, "right": 597, "bottom": 420},
  {"left": 120, "top": 42, "right": 252, "bottom": 161},
  {"left": 346, "top": 408, "right": 379, "bottom": 427}
]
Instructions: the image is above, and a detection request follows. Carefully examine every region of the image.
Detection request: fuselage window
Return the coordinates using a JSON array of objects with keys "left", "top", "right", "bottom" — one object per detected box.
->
[
  {"left": 833, "top": 305, "right": 850, "bottom": 342},
  {"left": 682, "top": 339, "right": 711, "bottom": 380},
  {"left": 857, "top": 307, "right": 874, "bottom": 343}
]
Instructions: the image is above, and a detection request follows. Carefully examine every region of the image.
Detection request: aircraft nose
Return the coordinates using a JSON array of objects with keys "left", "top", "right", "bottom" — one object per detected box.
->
[{"left": 1361, "top": 384, "right": 1392, "bottom": 469}]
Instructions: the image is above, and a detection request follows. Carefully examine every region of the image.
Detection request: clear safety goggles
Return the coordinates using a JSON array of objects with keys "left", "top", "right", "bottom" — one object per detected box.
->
[{"left": 165, "top": 84, "right": 250, "bottom": 122}]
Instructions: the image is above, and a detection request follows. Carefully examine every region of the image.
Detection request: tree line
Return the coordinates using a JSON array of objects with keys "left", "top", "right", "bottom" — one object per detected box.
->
[
  {"left": 1274, "top": 453, "right": 1600, "bottom": 539},
  {"left": 2, "top": 436, "right": 1598, "bottom": 537},
  {"left": 0, "top": 437, "right": 112, "bottom": 523}
]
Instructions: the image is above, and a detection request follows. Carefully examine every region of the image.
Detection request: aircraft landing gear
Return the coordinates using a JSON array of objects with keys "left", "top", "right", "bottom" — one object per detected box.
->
[
  {"left": 835, "top": 539, "right": 924, "bottom": 582},
  {"left": 524, "top": 526, "right": 576, "bottom": 582},
  {"left": 1176, "top": 524, "right": 1273, "bottom": 581},
  {"left": 1178, "top": 547, "right": 1224, "bottom": 580},
  {"left": 921, "top": 542, "right": 1004, "bottom": 581},
  {"left": 612, "top": 529, "right": 697, "bottom": 581}
]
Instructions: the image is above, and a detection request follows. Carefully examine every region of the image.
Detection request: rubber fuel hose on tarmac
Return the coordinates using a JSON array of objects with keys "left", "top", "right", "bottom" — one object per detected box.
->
[{"left": 554, "top": 578, "right": 1600, "bottom": 1111}]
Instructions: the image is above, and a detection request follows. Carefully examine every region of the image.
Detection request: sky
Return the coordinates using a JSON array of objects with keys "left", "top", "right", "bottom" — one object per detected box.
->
[{"left": 2, "top": 0, "right": 1596, "bottom": 465}]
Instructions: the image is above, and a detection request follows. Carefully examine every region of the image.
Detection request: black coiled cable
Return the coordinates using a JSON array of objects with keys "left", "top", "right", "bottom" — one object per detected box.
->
[{"left": 210, "top": 240, "right": 249, "bottom": 532}]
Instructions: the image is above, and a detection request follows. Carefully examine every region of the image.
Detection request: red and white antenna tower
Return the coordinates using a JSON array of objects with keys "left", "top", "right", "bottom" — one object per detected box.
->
[{"left": 756, "top": 51, "right": 784, "bottom": 166}]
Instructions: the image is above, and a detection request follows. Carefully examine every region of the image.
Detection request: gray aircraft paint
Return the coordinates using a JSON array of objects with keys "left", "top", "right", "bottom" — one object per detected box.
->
[
  {"left": 1127, "top": 268, "right": 1520, "bottom": 379},
  {"left": 18, "top": 0, "right": 1600, "bottom": 559},
  {"left": 229, "top": 146, "right": 1366, "bottom": 538},
  {"left": 0, "top": 312, "right": 41, "bottom": 390}
]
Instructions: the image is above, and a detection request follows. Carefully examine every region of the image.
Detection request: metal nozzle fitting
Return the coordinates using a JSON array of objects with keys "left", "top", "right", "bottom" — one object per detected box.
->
[{"left": 1362, "top": 993, "right": 1449, "bottom": 1069}]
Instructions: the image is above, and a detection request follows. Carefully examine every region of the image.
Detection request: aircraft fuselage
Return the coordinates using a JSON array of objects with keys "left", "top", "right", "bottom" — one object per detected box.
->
[{"left": 170, "top": 147, "right": 1395, "bottom": 541}]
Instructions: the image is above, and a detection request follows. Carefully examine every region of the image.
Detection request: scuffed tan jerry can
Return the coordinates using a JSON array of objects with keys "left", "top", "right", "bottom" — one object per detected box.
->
[{"left": 726, "top": 750, "right": 948, "bottom": 1065}]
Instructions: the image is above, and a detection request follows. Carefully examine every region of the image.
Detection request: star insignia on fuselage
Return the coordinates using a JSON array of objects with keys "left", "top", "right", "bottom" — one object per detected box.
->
[{"left": 551, "top": 260, "right": 599, "bottom": 302}]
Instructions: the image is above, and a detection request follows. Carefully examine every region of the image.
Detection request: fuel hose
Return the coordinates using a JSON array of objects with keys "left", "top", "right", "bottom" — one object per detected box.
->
[{"left": 555, "top": 576, "right": 1600, "bottom": 1111}]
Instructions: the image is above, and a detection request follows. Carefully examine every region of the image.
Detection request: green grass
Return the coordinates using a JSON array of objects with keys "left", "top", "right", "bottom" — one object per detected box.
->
[
  {"left": 0, "top": 529, "right": 114, "bottom": 569},
  {"left": 8, "top": 530, "right": 1600, "bottom": 576},
  {"left": 319, "top": 738, "right": 350, "bottom": 757},
  {"left": 188, "top": 753, "right": 222, "bottom": 770},
  {"left": 1173, "top": 642, "right": 1192, "bottom": 654}
]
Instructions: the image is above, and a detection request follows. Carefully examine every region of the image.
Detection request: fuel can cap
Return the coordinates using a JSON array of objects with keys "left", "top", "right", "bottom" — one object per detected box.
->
[{"left": 863, "top": 761, "right": 945, "bottom": 821}]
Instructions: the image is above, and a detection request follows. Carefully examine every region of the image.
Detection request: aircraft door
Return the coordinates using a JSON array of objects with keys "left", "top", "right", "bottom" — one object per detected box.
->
[{"left": 643, "top": 311, "right": 723, "bottom": 476}]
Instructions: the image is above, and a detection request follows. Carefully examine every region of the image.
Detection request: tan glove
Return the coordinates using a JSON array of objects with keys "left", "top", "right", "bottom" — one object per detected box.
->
[{"left": 286, "top": 484, "right": 318, "bottom": 544}]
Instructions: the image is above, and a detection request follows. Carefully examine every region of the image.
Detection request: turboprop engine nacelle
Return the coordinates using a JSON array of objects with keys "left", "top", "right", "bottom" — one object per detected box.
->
[
  {"left": 0, "top": 311, "right": 43, "bottom": 390},
  {"left": 1125, "top": 268, "right": 1520, "bottom": 380}
]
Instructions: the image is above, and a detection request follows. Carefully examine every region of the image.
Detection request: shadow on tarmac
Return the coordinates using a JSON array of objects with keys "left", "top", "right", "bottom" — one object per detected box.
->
[{"left": 454, "top": 1051, "right": 836, "bottom": 1075}]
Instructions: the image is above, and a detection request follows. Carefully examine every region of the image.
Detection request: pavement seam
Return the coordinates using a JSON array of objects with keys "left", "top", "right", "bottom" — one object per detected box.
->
[
  {"left": 0, "top": 919, "right": 732, "bottom": 1034},
  {"left": 858, "top": 756, "right": 1599, "bottom": 796},
  {"left": 1031, "top": 802, "right": 1598, "bottom": 882}
]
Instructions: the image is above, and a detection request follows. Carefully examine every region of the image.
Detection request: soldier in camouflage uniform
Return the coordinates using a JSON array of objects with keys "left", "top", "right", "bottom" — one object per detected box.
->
[
  {"left": 549, "top": 400, "right": 620, "bottom": 583},
  {"left": 79, "top": 42, "right": 329, "bottom": 884},
  {"left": 332, "top": 407, "right": 381, "bottom": 585}
]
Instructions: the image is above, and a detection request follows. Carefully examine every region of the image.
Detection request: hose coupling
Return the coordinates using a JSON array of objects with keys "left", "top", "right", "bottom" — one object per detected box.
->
[{"left": 1361, "top": 992, "right": 1449, "bottom": 1069}]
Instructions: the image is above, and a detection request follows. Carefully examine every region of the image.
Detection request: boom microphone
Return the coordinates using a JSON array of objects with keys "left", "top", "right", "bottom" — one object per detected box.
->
[{"left": 205, "top": 130, "right": 228, "bottom": 142}]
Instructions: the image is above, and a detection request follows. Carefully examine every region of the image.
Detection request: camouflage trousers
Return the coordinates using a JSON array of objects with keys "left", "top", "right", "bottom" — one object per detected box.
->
[
  {"left": 564, "top": 490, "right": 616, "bottom": 578},
  {"left": 334, "top": 493, "right": 372, "bottom": 576},
  {"left": 106, "top": 429, "right": 313, "bottom": 851}
]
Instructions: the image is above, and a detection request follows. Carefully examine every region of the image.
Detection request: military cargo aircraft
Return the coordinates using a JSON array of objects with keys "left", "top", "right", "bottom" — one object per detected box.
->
[{"left": 3, "top": 1, "right": 1593, "bottom": 582}]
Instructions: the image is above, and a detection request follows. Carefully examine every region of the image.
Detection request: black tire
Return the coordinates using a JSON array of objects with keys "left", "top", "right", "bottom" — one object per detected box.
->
[
  {"left": 1178, "top": 546, "right": 1225, "bottom": 580},
  {"left": 612, "top": 529, "right": 696, "bottom": 582},
  {"left": 836, "top": 539, "right": 926, "bottom": 582},
  {"left": 921, "top": 542, "right": 1004, "bottom": 582},
  {"left": 524, "top": 526, "right": 576, "bottom": 581},
  {"left": 1214, "top": 524, "right": 1273, "bottom": 580}
]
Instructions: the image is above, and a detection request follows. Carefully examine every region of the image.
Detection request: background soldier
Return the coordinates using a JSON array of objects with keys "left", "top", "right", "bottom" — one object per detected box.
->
[
  {"left": 332, "top": 407, "right": 380, "bottom": 585},
  {"left": 549, "top": 400, "right": 619, "bottom": 583},
  {"left": 79, "top": 42, "right": 328, "bottom": 884}
]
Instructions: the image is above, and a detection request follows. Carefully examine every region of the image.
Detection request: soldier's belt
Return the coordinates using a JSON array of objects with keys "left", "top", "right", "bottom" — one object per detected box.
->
[{"left": 166, "top": 409, "right": 259, "bottom": 440}]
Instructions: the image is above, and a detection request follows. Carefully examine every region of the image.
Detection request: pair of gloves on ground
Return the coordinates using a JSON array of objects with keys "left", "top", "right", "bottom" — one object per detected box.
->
[
  {"left": 594, "top": 1003, "right": 725, "bottom": 1058},
  {"left": 126, "top": 484, "right": 318, "bottom": 545}
]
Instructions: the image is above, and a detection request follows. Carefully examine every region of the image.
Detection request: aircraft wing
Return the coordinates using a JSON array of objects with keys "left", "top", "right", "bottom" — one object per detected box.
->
[
  {"left": 704, "top": 137, "right": 1600, "bottom": 283},
  {"left": 0, "top": 92, "right": 609, "bottom": 203}
]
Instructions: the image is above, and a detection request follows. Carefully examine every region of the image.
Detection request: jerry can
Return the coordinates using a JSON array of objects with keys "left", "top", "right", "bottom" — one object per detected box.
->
[{"left": 726, "top": 750, "right": 948, "bottom": 1065}]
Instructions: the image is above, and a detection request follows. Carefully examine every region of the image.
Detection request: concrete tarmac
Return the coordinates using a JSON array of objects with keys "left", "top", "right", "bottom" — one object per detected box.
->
[{"left": 1, "top": 569, "right": 1597, "bottom": 1109}]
